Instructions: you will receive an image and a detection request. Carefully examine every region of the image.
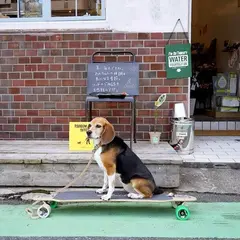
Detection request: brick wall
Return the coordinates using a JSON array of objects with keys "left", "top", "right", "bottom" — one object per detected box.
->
[{"left": 0, "top": 31, "right": 188, "bottom": 141}]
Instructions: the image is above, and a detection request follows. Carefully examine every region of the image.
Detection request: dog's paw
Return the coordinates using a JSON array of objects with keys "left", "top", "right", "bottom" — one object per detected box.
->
[
  {"left": 96, "top": 188, "right": 108, "bottom": 194},
  {"left": 101, "top": 194, "right": 111, "bottom": 201},
  {"left": 127, "top": 193, "right": 144, "bottom": 199}
]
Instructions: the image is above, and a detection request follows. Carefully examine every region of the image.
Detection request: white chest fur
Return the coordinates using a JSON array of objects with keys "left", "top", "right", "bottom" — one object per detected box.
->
[{"left": 94, "top": 147, "right": 104, "bottom": 170}]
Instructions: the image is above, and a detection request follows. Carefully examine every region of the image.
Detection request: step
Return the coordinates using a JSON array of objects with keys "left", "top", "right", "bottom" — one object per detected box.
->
[{"left": 0, "top": 140, "right": 182, "bottom": 188}]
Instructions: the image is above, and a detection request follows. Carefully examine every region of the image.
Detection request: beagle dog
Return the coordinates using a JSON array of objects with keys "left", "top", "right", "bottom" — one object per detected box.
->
[{"left": 86, "top": 117, "right": 163, "bottom": 201}]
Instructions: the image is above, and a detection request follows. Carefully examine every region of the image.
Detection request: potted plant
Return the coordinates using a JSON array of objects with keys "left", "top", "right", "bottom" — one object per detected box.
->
[{"left": 149, "top": 93, "right": 167, "bottom": 145}]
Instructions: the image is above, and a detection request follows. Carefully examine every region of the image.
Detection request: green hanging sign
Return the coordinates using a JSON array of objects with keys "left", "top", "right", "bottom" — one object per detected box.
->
[
  {"left": 165, "top": 19, "right": 192, "bottom": 79},
  {"left": 165, "top": 43, "right": 192, "bottom": 79}
]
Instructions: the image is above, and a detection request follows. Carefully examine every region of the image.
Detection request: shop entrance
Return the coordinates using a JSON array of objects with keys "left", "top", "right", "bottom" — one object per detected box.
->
[{"left": 191, "top": 0, "right": 240, "bottom": 135}]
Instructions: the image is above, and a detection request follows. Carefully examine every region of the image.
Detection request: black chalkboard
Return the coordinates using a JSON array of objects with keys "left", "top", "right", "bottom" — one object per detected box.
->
[{"left": 87, "top": 62, "right": 139, "bottom": 95}]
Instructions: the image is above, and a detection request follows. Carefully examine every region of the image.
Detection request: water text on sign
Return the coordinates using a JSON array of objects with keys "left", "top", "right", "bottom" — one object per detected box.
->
[{"left": 168, "top": 50, "right": 188, "bottom": 68}]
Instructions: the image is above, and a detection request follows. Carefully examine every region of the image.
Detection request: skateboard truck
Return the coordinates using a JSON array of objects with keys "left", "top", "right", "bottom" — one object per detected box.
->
[{"left": 25, "top": 201, "right": 52, "bottom": 219}]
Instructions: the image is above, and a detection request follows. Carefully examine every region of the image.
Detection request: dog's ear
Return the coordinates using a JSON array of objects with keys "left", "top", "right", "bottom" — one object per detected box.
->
[{"left": 101, "top": 121, "right": 115, "bottom": 145}]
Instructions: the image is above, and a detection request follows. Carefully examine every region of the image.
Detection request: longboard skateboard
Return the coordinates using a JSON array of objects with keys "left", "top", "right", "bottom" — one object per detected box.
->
[{"left": 26, "top": 190, "right": 197, "bottom": 221}]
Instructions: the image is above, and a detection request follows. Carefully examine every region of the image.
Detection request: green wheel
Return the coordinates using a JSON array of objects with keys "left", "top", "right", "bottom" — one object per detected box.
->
[
  {"left": 48, "top": 201, "right": 58, "bottom": 209},
  {"left": 175, "top": 205, "right": 190, "bottom": 220}
]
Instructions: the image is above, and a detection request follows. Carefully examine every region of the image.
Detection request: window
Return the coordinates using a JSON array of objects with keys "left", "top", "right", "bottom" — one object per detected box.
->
[{"left": 0, "top": 0, "right": 105, "bottom": 21}]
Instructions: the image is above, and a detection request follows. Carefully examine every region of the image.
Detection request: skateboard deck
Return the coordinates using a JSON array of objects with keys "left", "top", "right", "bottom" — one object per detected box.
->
[{"left": 26, "top": 190, "right": 197, "bottom": 221}]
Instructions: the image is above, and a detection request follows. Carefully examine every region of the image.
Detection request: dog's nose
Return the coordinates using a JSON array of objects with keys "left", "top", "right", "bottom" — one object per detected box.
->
[{"left": 86, "top": 130, "right": 92, "bottom": 136}]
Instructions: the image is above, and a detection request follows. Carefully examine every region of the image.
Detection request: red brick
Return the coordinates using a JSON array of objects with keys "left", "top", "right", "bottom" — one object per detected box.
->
[
  {"left": 117, "top": 56, "right": 130, "bottom": 62},
  {"left": 13, "top": 80, "right": 24, "bottom": 86},
  {"left": 51, "top": 110, "right": 62, "bottom": 116},
  {"left": 157, "top": 40, "right": 168, "bottom": 47},
  {"left": 94, "top": 41, "right": 105, "bottom": 48},
  {"left": 43, "top": 57, "right": 54, "bottom": 63},
  {"left": 14, "top": 50, "right": 25, "bottom": 56},
  {"left": 144, "top": 87, "right": 156, "bottom": 93},
  {"left": 151, "top": 48, "right": 164, "bottom": 55},
  {"left": 75, "top": 110, "right": 85, "bottom": 116},
  {"left": 112, "top": 33, "right": 125, "bottom": 40},
  {"left": 57, "top": 132, "right": 68, "bottom": 138},
  {"left": 25, "top": 35, "right": 37, "bottom": 41},
  {"left": 138, "top": 110, "right": 150, "bottom": 116},
  {"left": 43, "top": 117, "right": 56, "bottom": 124},
  {"left": 13, "top": 65, "right": 24, "bottom": 72},
  {"left": 106, "top": 41, "right": 118, "bottom": 48},
  {"left": 56, "top": 102, "right": 69, "bottom": 109},
  {"left": 151, "top": 64, "right": 163, "bottom": 70},
  {"left": 132, "top": 41, "right": 143, "bottom": 47},
  {"left": 49, "top": 80, "right": 61, "bottom": 86},
  {"left": 157, "top": 71, "right": 166, "bottom": 78},
  {"left": 63, "top": 64, "right": 74, "bottom": 71},
  {"left": 31, "top": 57, "right": 42, "bottom": 63},
  {"left": 32, "top": 42, "right": 44, "bottom": 48},
  {"left": 19, "top": 57, "right": 30, "bottom": 64},
  {"left": 138, "top": 48, "right": 150, "bottom": 55},
  {"left": 63, "top": 110, "right": 75, "bottom": 116},
  {"left": 39, "top": 110, "right": 50, "bottom": 116},
  {"left": 39, "top": 125, "right": 50, "bottom": 131},
  {"left": 21, "top": 72, "right": 33, "bottom": 79},
  {"left": 25, "top": 65, "right": 37, "bottom": 71},
  {"left": 46, "top": 72, "right": 57, "bottom": 79},
  {"left": 75, "top": 49, "right": 87, "bottom": 55},
  {"left": 86, "top": 49, "right": 96, "bottom": 56},
  {"left": 176, "top": 94, "right": 187, "bottom": 101},
  {"left": 38, "top": 35, "right": 50, "bottom": 41},
  {"left": 34, "top": 72, "right": 45, "bottom": 79},
  {"left": 20, "top": 117, "right": 31, "bottom": 124},
  {"left": 79, "top": 56, "right": 90, "bottom": 63},
  {"left": 50, "top": 34, "right": 63, "bottom": 41},
  {"left": 143, "top": 56, "right": 155, "bottom": 62},
  {"left": 88, "top": 34, "right": 100, "bottom": 40},
  {"left": 2, "top": 50, "right": 13, "bottom": 56},
  {"left": 151, "top": 33, "right": 163, "bottom": 39},
  {"left": 144, "top": 40, "right": 157, "bottom": 47},
  {"left": 8, "top": 42, "right": 19, "bottom": 49},
  {"left": 26, "top": 50, "right": 37, "bottom": 56},
  {"left": 57, "top": 42, "right": 69, "bottom": 48},
  {"left": 16, "top": 125, "right": 26, "bottom": 131},
  {"left": 32, "top": 117, "right": 43, "bottom": 123},
  {"left": 138, "top": 33, "right": 150, "bottom": 39},
  {"left": 56, "top": 117, "right": 69, "bottom": 124},
  {"left": 99, "top": 33, "right": 112, "bottom": 40},
  {"left": 38, "top": 64, "right": 49, "bottom": 71},
  {"left": 112, "top": 110, "right": 125, "bottom": 116},
  {"left": 119, "top": 117, "right": 131, "bottom": 124},
  {"left": 25, "top": 80, "right": 37, "bottom": 86},
  {"left": 82, "top": 41, "right": 93, "bottom": 48},
  {"left": 67, "top": 57, "right": 79, "bottom": 63},
  {"left": 93, "top": 56, "right": 104, "bottom": 62},
  {"left": 32, "top": 103, "right": 44, "bottom": 109},
  {"left": 45, "top": 42, "right": 57, "bottom": 48},
  {"left": 37, "top": 80, "right": 49, "bottom": 86},
  {"left": 157, "top": 87, "right": 170, "bottom": 93},
  {"left": 15, "top": 110, "right": 27, "bottom": 116},
  {"left": 27, "top": 110, "right": 38, "bottom": 116},
  {"left": 119, "top": 41, "right": 131, "bottom": 47},
  {"left": 126, "top": 33, "right": 138, "bottom": 39},
  {"left": 14, "top": 95, "right": 25, "bottom": 101},
  {"left": 118, "top": 103, "right": 130, "bottom": 108},
  {"left": 9, "top": 88, "right": 20, "bottom": 94},
  {"left": 151, "top": 79, "right": 164, "bottom": 86},
  {"left": 50, "top": 64, "right": 62, "bottom": 71}
]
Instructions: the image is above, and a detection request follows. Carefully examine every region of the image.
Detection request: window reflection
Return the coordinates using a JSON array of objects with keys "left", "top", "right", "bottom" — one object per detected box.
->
[
  {"left": 0, "top": 0, "right": 42, "bottom": 18},
  {"left": 51, "top": 0, "right": 102, "bottom": 17}
]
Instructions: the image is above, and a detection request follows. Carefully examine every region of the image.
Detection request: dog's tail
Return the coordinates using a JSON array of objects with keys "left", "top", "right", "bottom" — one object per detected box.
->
[{"left": 153, "top": 186, "right": 164, "bottom": 195}]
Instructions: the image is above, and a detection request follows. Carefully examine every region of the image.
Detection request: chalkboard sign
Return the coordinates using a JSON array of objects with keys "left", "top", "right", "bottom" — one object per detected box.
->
[{"left": 87, "top": 62, "right": 139, "bottom": 95}]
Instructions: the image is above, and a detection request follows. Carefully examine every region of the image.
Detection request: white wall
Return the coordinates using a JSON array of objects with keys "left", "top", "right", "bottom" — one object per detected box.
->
[
  {"left": 0, "top": 0, "right": 190, "bottom": 33},
  {"left": 192, "top": 0, "right": 240, "bottom": 72}
]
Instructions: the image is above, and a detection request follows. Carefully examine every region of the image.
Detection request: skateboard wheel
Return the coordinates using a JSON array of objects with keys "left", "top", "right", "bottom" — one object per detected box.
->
[
  {"left": 175, "top": 205, "right": 190, "bottom": 220},
  {"left": 37, "top": 203, "right": 51, "bottom": 219}
]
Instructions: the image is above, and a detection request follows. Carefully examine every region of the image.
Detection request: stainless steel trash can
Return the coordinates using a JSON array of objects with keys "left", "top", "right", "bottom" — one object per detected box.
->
[{"left": 170, "top": 118, "right": 194, "bottom": 155}]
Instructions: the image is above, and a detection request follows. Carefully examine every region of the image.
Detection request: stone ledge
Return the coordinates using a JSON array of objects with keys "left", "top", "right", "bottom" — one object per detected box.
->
[{"left": 0, "top": 140, "right": 183, "bottom": 165}]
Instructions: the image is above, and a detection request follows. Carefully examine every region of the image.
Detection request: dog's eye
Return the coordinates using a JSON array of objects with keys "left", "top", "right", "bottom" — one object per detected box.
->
[{"left": 96, "top": 124, "right": 102, "bottom": 128}]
